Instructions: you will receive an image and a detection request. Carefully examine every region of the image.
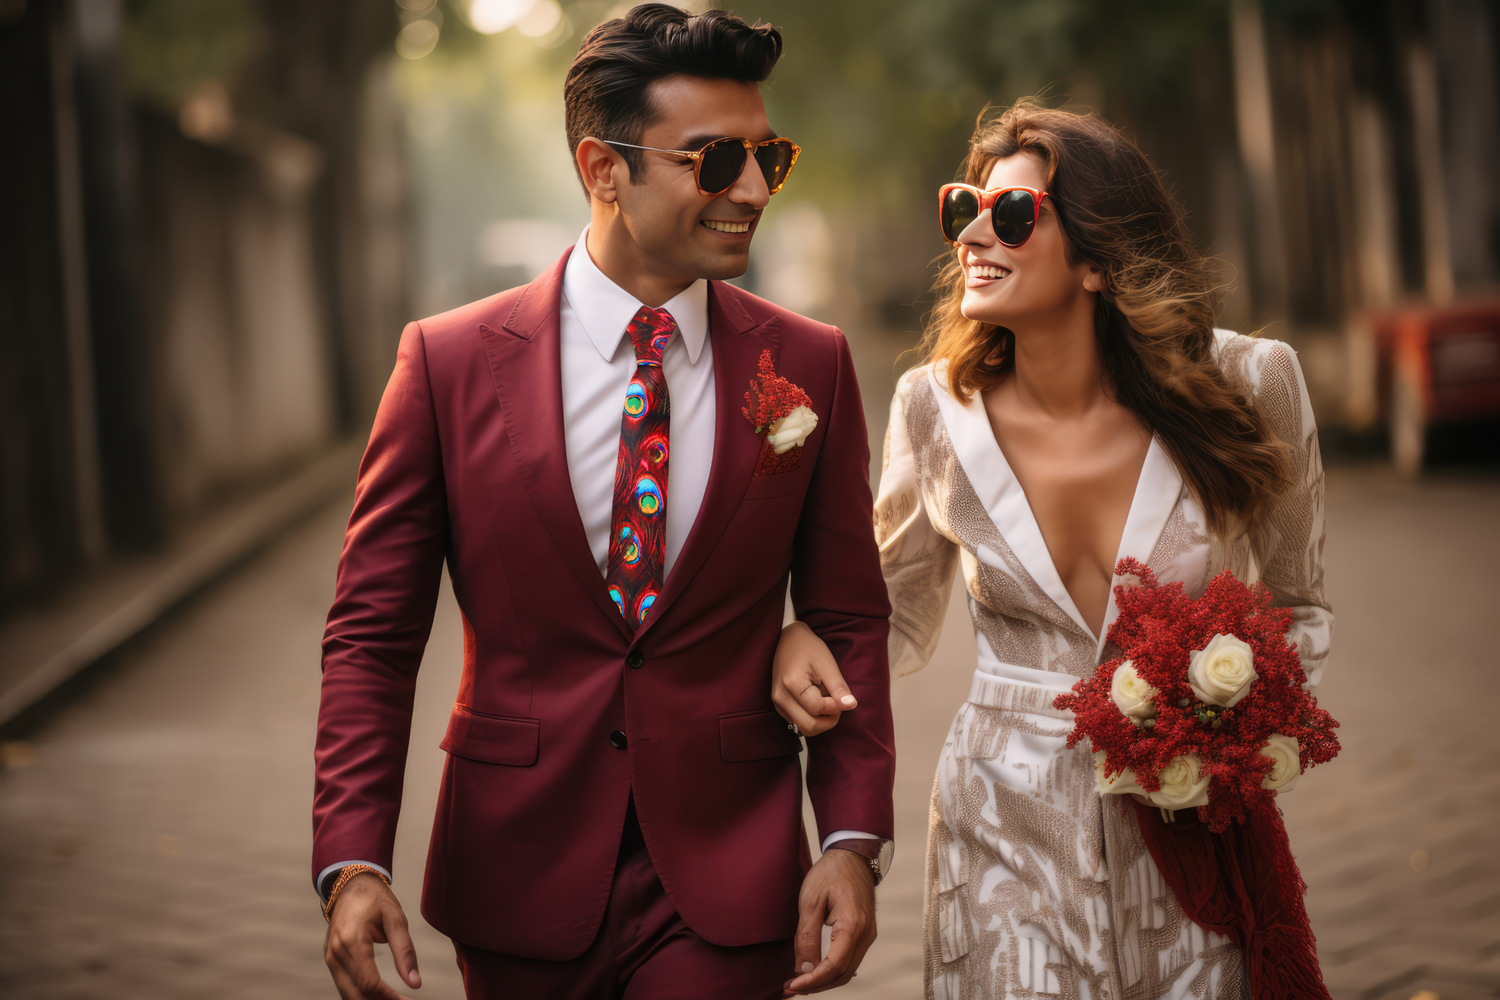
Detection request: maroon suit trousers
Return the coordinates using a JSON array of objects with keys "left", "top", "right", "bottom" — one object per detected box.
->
[{"left": 453, "top": 801, "right": 793, "bottom": 999}]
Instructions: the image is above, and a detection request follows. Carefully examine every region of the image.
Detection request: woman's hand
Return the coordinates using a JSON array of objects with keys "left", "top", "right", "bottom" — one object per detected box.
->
[{"left": 772, "top": 622, "right": 856, "bottom": 738}]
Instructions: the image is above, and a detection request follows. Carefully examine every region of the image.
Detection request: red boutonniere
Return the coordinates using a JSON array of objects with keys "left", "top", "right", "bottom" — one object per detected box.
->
[{"left": 742, "top": 350, "right": 818, "bottom": 475}]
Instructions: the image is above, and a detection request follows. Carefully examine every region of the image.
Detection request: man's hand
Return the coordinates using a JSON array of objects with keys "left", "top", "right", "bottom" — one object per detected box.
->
[
  {"left": 783, "top": 848, "right": 877, "bottom": 995},
  {"left": 772, "top": 622, "right": 857, "bottom": 738},
  {"left": 324, "top": 872, "right": 423, "bottom": 1000}
]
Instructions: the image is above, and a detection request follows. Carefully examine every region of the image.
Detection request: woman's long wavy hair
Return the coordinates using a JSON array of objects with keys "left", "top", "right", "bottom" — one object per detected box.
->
[{"left": 921, "top": 100, "right": 1292, "bottom": 536}]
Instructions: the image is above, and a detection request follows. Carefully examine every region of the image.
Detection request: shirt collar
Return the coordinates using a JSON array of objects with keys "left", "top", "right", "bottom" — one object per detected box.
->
[{"left": 562, "top": 226, "right": 709, "bottom": 365}]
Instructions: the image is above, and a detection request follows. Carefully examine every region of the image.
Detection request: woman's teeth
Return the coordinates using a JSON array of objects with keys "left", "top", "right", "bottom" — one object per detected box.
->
[
  {"left": 970, "top": 264, "right": 1008, "bottom": 279},
  {"left": 702, "top": 220, "right": 751, "bottom": 233}
]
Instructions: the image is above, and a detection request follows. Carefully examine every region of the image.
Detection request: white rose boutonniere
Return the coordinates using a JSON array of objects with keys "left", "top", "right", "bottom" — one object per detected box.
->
[
  {"left": 767, "top": 405, "right": 818, "bottom": 455},
  {"left": 1188, "top": 633, "right": 1258, "bottom": 708},
  {"left": 1147, "top": 754, "right": 1211, "bottom": 810},
  {"left": 1259, "top": 734, "right": 1302, "bottom": 792},
  {"left": 1109, "top": 661, "right": 1158, "bottom": 723},
  {"left": 742, "top": 350, "right": 819, "bottom": 469}
]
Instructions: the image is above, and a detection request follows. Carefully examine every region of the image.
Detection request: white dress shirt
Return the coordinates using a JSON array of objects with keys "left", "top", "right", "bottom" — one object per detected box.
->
[
  {"left": 317, "top": 230, "right": 875, "bottom": 899},
  {"left": 560, "top": 228, "right": 715, "bottom": 577}
]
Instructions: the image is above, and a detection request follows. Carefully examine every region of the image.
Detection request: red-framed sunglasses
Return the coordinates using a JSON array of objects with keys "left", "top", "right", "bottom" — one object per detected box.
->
[
  {"left": 605, "top": 136, "right": 801, "bottom": 196},
  {"left": 938, "top": 183, "right": 1050, "bottom": 246}
]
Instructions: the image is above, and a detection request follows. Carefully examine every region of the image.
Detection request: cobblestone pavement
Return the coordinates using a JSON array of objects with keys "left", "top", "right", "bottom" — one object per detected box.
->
[{"left": 1, "top": 463, "right": 1496, "bottom": 999}]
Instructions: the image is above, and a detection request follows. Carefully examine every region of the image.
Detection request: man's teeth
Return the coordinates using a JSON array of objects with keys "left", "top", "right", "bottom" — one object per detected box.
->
[
  {"left": 970, "top": 264, "right": 1008, "bottom": 279},
  {"left": 703, "top": 220, "right": 751, "bottom": 233}
]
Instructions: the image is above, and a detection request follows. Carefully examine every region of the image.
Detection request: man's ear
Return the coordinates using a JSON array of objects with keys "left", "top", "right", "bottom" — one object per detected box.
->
[{"left": 576, "top": 137, "right": 626, "bottom": 204}]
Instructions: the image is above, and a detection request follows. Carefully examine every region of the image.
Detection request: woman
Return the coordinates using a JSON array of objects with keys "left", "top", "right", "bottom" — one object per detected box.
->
[{"left": 772, "top": 102, "right": 1331, "bottom": 998}]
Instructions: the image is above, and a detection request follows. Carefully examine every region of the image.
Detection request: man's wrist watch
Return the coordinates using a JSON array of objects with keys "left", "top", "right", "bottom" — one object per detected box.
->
[{"left": 825, "top": 838, "right": 893, "bottom": 886}]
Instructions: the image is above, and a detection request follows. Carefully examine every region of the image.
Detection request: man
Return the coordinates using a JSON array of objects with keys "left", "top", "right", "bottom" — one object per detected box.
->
[{"left": 312, "top": 6, "right": 894, "bottom": 998}]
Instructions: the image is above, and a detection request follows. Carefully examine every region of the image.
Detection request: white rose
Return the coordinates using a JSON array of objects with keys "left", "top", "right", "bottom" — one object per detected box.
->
[
  {"left": 1093, "top": 750, "right": 1146, "bottom": 797},
  {"left": 1147, "top": 754, "right": 1211, "bottom": 810},
  {"left": 767, "top": 405, "right": 818, "bottom": 454},
  {"left": 1110, "top": 661, "right": 1158, "bottom": 720},
  {"left": 1259, "top": 734, "right": 1301, "bottom": 792},
  {"left": 1188, "top": 633, "right": 1258, "bottom": 707}
]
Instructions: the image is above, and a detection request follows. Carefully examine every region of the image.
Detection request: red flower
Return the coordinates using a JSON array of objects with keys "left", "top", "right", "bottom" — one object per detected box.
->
[
  {"left": 1055, "top": 557, "right": 1340, "bottom": 832},
  {"left": 742, "top": 350, "right": 813, "bottom": 433}
]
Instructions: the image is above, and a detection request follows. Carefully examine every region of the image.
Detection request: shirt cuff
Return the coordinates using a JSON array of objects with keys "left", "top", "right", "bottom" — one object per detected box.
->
[
  {"left": 819, "top": 830, "right": 881, "bottom": 854},
  {"left": 316, "top": 860, "right": 392, "bottom": 903}
]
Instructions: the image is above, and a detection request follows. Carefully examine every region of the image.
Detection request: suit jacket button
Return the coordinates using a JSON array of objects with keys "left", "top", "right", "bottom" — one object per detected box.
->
[
  {"left": 609, "top": 730, "right": 628, "bottom": 750},
  {"left": 626, "top": 650, "right": 645, "bottom": 669}
]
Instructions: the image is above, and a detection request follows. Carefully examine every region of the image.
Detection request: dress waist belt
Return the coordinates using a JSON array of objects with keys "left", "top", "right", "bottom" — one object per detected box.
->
[{"left": 968, "top": 648, "right": 1085, "bottom": 720}]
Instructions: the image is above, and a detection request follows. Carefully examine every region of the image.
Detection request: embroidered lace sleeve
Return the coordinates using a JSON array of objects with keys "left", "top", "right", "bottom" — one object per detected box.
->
[
  {"left": 1237, "top": 338, "right": 1335, "bottom": 689},
  {"left": 875, "top": 371, "right": 959, "bottom": 678}
]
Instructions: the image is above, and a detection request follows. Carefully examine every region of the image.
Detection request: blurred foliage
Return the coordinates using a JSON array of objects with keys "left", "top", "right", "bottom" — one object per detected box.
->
[
  {"left": 735, "top": 0, "right": 1230, "bottom": 207},
  {"left": 1262, "top": 0, "right": 1345, "bottom": 33},
  {"left": 408, "top": 0, "right": 1238, "bottom": 210},
  {"left": 118, "top": 0, "right": 1257, "bottom": 316},
  {"left": 124, "top": 0, "right": 257, "bottom": 108},
  {"left": 712, "top": 0, "right": 1238, "bottom": 311},
  {"left": 387, "top": 0, "right": 1250, "bottom": 313}
]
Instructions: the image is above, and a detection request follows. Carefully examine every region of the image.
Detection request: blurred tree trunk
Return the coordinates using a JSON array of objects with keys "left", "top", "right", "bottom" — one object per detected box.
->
[
  {"left": 0, "top": 0, "right": 404, "bottom": 615},
  {"left": 0, "top": 0, "right": 102, "bottom": 606},
  {"left": 250, "top": 0, "right": 408, "bottom": 429}
]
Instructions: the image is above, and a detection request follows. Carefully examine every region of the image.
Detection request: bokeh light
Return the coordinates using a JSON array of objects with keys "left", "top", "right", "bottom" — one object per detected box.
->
[
  {"left": 396, "top": 18, "right": 440, "bottom": 60},
  {"left": 517, "top": 0, "right": 563, "bottom": 38},
  {"left": 468, "top": 0, "right": 532, "bottom": 35}
]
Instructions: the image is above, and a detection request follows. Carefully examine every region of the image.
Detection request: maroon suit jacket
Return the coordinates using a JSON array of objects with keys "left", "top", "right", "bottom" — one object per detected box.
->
[{"left": 312, "top": 250, "right": 894, "bottom": 959}]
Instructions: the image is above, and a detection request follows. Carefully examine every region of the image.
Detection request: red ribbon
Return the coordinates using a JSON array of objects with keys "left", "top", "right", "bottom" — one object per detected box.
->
[{"left": 1131, "top": 797, "right": 1331, "bottom": 998}]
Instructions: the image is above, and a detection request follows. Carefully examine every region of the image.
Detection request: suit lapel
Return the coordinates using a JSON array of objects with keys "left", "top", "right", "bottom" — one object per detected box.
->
[
  {"left": 638, "top": 282, "right": 778, "bottom": 638},
  {"left": 481, "top": 250, "right": 633, "bottom": 640}
]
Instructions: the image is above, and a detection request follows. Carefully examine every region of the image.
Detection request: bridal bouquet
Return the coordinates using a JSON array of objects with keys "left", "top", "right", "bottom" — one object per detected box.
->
[{"left": 1054, "top": 558, "right": 1340, "bottom": 833}]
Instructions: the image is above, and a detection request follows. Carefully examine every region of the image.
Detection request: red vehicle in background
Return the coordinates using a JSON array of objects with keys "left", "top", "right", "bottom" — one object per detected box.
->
[{"left": 1374, "top": 301, "right": 1500, "bottom": 476}]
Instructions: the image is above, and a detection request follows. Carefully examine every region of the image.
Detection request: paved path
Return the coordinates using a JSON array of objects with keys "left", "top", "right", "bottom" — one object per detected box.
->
[{"left": 1, "top": 464, "right": 1497, "bottom": 999}]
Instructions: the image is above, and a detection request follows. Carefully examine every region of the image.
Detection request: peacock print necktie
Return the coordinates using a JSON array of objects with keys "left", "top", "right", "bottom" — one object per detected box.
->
[{"left": 606, "top": 306, "right": 675, "bottom": 630}]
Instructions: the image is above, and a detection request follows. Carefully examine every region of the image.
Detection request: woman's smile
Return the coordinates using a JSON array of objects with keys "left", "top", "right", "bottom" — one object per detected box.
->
[{"left": 964, "top": 257, "right": 1012, "bottom": 286}]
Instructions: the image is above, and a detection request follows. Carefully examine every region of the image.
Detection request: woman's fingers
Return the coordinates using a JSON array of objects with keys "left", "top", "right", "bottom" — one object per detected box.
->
[
  {"left": 776, "top": 685, "right": 839, "bottom": 737},
  {"left": 810, "top": 654, "right": 856, "bottom": 711},
  {"left": 773, "top": 677, "right": 837, "bottom": 736},
  {"left": 770, "top": 620, "right": 849, "bottom": 738},
  {"left": 795, "top": 681, "right": 836, "bottom": 718}
]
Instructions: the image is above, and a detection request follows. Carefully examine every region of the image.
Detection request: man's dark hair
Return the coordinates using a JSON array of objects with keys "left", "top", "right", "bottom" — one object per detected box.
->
[{"left": 564, "top": 4, "right": 782, "bottom": 184}]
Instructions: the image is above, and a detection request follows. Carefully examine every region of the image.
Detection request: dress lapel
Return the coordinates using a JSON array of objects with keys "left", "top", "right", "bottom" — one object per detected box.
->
[
  {"left": 927, "top": 366, "right": 1096, "bottom": 639},
  {"left": 637, "top": 282, "right": 777, "bottom": 638},
  {"left": 481, "top": 249, "right": 633, "bottom": 641},
  {"left": 1095, "top": 437, "right": 1183, "bottom": 661}
]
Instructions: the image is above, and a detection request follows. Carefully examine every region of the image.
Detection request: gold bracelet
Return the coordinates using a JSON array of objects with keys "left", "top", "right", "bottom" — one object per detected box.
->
[{"left": 322, "top": 865, "right": 389, "bottom": 923}]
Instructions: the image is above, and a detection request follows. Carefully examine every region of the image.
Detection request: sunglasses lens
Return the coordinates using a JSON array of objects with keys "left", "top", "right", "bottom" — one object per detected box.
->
[
  {"left": 992, "top": 189, "right": 1037, "bottom": 246},
  {"left": 941, "top": 188, "right": 980, "bottom": 242},
  {"left": 697, "top": 139, "right": 748, "bottom": 194},
  {"left": 754, "top": 141, "right": 796, "bottom": 193}
]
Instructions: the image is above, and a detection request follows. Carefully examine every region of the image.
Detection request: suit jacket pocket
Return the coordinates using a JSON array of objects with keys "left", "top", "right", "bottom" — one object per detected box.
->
[
  {"left": 441, "top": 705, "right": 540, "bottom": 766},
  {"left": 720, "top": 709, "right": 804, "bottom": 762}
]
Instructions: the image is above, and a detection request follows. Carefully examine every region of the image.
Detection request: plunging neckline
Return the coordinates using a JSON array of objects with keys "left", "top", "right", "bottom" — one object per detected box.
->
[{"left": 928, "top": 366, "right": 1185, "bottom": 663}]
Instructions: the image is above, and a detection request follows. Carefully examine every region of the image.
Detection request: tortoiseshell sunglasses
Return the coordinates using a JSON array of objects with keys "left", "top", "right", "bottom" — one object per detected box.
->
[{"left": 606, "top": 136, "right": 801, "bottom": 196}]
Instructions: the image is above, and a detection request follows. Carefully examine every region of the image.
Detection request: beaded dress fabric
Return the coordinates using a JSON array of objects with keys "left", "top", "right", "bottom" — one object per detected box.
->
[
  {"left": 606, "top": 306, "right": 675, "bottom": 630},
  {"left": 875, "top": 331, "right": 1332, "bottom": 1000}
]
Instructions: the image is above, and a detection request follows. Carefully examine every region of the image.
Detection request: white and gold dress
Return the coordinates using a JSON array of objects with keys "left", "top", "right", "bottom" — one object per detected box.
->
[{"left": 875, "top": 331, "right": 1332, "bottom": 1000}]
